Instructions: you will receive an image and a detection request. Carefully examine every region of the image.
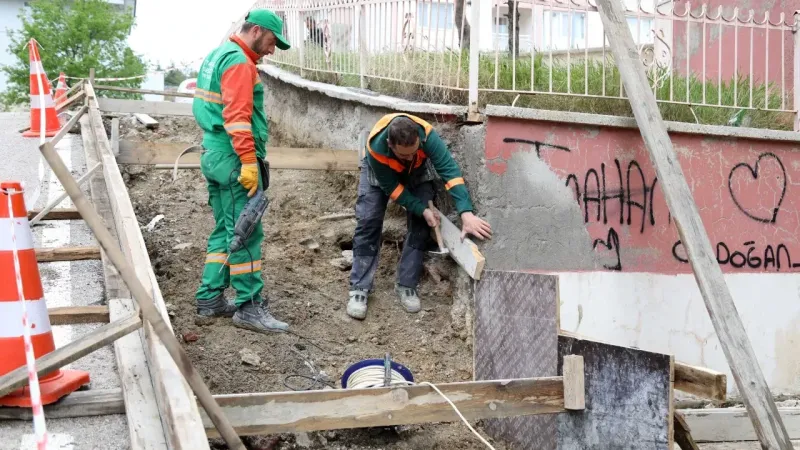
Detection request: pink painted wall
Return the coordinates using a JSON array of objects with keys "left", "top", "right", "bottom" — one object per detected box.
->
[
  {"left": 671, "top": 0, "right": 797, "bottom": 106},
  {"left": 485, "top": 116, "right": 800, "bottom": 274}
]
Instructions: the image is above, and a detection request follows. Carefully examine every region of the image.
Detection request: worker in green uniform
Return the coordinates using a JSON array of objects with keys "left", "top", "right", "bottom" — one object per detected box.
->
[
  {"left": 192, "top": 9, "right": 290, "bottom": 333},
  {"left": 347, "top": 113, "right": 492, "bottom": 320}
]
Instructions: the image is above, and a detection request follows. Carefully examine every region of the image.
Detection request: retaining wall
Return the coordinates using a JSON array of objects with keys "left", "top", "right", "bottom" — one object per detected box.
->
[{"left": 260, "top": 64, "right": 800, "bottom": 396}]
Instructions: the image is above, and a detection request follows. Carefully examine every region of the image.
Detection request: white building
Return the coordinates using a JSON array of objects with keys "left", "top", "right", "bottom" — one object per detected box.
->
[{"left": 0, "top": 0, "right": 137, "bottom": 93}]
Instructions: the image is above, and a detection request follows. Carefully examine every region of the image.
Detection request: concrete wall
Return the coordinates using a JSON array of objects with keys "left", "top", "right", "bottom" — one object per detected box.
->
[
  {"left": 259, "top": 63, "right": 800, "bottom": 397},
  {"left": 478, "top": 106, "right": 800, "bottom": 396}
]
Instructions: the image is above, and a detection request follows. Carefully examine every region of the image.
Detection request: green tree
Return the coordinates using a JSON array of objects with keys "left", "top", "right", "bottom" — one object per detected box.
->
[
  {"left": 1, "top": 0, "right": 146, "bottom": 105},
  {"left": 164, "top": 67, "right": 187, "bottom": 87}
]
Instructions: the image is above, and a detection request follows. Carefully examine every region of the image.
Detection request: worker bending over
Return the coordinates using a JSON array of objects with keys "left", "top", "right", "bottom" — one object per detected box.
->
[
  {"left": 192, "top": 9, "right": 290, "bottom": 333},
  {"left": 348, "top": 113, "right": 492, "bottom": 320}
]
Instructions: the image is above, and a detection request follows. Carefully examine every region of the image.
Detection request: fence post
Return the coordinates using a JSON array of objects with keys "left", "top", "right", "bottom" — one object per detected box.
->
[
  {"left": 298, "top": 11, "right": 306, "bottom": 78},
  {"left": 794, "top": 13, "right": 800, "bottom": 131},
  {"left": 467, "top": 0, "right": 481, "bottom": 120},
  {"left": 359, "top": 3, "right": 368, "bottom": 89}
]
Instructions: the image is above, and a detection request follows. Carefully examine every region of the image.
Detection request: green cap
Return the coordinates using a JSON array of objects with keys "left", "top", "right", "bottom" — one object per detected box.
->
[{"left": 245, "top": 9, "right": 290, "bottom": 51}]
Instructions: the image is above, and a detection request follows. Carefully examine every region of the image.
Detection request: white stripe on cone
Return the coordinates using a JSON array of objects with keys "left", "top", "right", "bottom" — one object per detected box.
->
[
  {"left": 0, "top": 299, "right": 52, "bottom": 338},
  {"left": 29, "top": 60, "right": 46, "bottom": 76},
  {"left": 0, "top": 218, "right": 34, "bottom": 251},
  {"left": 29, "top": 93, "right": 55, "bottom": 109}
]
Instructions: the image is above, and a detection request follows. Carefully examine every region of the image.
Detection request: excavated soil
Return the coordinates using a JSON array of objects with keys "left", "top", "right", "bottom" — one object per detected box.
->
[{"left": 121, "top": 116, "right": 506, "bottom": 450}]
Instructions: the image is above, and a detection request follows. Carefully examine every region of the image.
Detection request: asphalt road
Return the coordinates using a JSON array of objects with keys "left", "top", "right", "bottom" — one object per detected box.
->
[{"left": 0, "top": 112, "right": 129, "bottom": 450}]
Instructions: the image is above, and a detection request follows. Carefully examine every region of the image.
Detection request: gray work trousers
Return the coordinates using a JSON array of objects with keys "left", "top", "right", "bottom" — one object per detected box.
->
[{"left": 349, "top": 161, "right": 435, "bottom": 292}]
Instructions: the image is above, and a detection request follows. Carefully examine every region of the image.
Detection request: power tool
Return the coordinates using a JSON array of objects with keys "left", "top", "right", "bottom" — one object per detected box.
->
[{"left": 220, "top": 159, "right": 270, "bottom": 269}]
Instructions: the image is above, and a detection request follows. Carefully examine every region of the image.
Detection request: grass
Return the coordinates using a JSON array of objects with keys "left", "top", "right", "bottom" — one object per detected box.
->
[{"left": 271, "top": 47, "right": 794, "bottom": 130}]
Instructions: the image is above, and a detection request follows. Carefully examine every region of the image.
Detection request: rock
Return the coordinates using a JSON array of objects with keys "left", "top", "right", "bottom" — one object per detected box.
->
[
  {"left": 194, "top": 316, "right": 214, "bottom": 327},
  {"left": 239, "top": 348, "right": 261, "bottom": 366},
  {"left": 172, "top": 242, "right": 192, "bottom": 250},
  {"left": 371, "top": 337, "right": 379, "bottom": 344},
  {"left": 299, "top": 237, "right": 319, "bottom": 250},
  {"left": 294, "top": 432, "right": 312, "bottom": 448},
  {"left": 329, "top": 257, "right": 352, "bottom": 271},
  {"left": 341, "top": 250, "right": 353, "bottom": 264},
  {"left": 347, "top": 336, "right": 357, "bottom": 343},
  {"left": 144, "top": 214, "right": 165, "bottom": 232},
  {"left": 182, "top": 332, "right": 200, "bottom": 343}
]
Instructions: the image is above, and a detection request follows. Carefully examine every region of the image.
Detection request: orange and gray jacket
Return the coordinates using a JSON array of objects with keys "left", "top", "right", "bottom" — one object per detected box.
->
[
  {"left": 193, "top": 35, "right": 266, "bottom": 164},
  {"left": 366, "top": 113, "right": 474, "bottom": 217}
]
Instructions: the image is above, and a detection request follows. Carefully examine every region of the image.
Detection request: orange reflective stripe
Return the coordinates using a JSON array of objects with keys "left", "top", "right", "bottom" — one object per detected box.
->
[
  {"left": 230, "top": 260, "right": 262, "bottom": 275},
  {"left": 369, "top": 148, "right": 405, "bottom": 173},
  {"left": 205, "top": 253, "right": 228, "bottom": 264},
  {"left": 413, "top": 150, "right": 427, "bottom": 168},
  {"left": 194, "top": 88, "right": 223, "bottom": 104},
  {"left": 390, "top": 184, "right": 404, "bottom": 201},
  {"left": 445, "top": 177, "right": 465, "bottom": 190}
]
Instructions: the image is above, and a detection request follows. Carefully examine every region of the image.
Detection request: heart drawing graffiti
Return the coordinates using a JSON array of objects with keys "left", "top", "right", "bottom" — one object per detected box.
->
[{"left": 727, "top": 152, "right": 787, "bottom": 224}]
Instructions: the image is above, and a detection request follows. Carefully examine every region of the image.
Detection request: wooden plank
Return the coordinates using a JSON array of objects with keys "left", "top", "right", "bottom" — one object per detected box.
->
[
  {"left": 94, "top": 84, "right": 194, "bottom": 98},
  {"left": 27, "top": 208, "right": 81, "bottom": 221},
  {"left": 110, "top": 298, "right": 169, "bottom": 450},
  {"left": 0, "top": 314, "right": 141, "bottom": 398},
  {"left": 111, "top": 117, "right": 120, "bottom": 156},
  {"left": 48, "top": 306, "right": 110, "bottom": 325},
  {"left": 50, "top": 105, "right": 87, "bottom": 146},
  {"left": 674, "top": 411, "right": 701, "bottom": 450},
  {"left": 56, "top": 90, "right": 85, "bottom": 113},
  {"left": 0, "top": 389, "right": 125, "bottom": 420},
  {"left": 595, "top": 1, "right": 792, "bottom": 447},
  {"left": 557, "top": 334, "right": 673, "bottom": 449},
  {"left": 474, "top": 271, "right": 558, "bottom": 450},
  {"left": 437, "top": 210, "right": 485, "bottom": 280},
  {"left": 36, "top": 246, "right": 101, "bottom": 262},
  {"left": 562, "top": 355, "right": 585, "bottom": 411},
  {"left": 85, "top": 85, "right": 212, "bottom": 450},
  {"left": 682, "top": 408, "right": 800, "bottom": 442},
  {"left": 675, "top": 361, "right": 727, "bottom": 401},
  {"left": 116, "top": 140, "right": 360, "bottom": 171},
  {"left": 134, "top": 113, "right": 158, "bottom": 129},
  {"left": 97, "top": 98, "right": 193, "bottom": 116},
  {"left": 202, "top": 377, "right": 565, "bottom": 438}
]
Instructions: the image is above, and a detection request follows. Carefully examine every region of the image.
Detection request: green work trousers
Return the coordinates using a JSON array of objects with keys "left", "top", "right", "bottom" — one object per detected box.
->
[{"left": 195, "top": 149, "right": 264, "bottom": 306}]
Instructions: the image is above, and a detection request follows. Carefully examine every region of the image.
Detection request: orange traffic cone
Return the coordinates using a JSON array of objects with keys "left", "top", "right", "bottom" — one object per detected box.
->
[
  {"left": 53, "top": 72, "right": 68, "bottom": 106},
  {"left": 0, "top": 182, "right": 90, "bottom": 407},
  {"left": 22, "top": 40, "right": 61, "bottom": 139}
]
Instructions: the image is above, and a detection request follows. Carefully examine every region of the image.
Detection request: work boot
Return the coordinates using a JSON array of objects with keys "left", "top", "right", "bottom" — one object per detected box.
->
[
  {"left": 196, "top": 293, "right": 236, "bottom": 317},
  {"left": 394, "top": 284, "right": 421, "bottom": 313},
  {"left": 347, "top": 289, "right": 368, "bottom": 320},
  {"left": 232, "top": 298, "right": 289, "bottom": 333}
]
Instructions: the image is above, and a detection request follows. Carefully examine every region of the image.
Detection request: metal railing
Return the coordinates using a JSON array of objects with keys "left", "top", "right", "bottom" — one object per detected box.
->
[{"left": 230, "top": 0, "right": 800, "bottom": 127}]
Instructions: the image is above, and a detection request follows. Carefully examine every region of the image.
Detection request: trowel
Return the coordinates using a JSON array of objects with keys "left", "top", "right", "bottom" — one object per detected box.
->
[{"left": 428, "top": 201, "right": 449, "bottom": 258}]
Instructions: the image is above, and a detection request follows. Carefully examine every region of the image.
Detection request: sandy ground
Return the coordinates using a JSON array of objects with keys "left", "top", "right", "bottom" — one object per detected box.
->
[{"left": 0, "top": 113, "right": 129, "bottom": 449}]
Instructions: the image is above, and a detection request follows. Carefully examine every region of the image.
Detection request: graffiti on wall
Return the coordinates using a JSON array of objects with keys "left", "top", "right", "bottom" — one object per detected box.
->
[{"left": 487, "top": 118, "right": 799, "bottom": 274}]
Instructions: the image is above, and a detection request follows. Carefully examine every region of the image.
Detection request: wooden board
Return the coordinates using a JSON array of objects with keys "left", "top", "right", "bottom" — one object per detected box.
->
[
  {"left": 0, "top": 389, "right": 125, "bottom": 420},
  {"left": 109, "top": 298, "right": 169, "bottom": 450},
  {"left": 134, "top": 113, "right": 158, "bottom": 129},
  {"left": 437, "top": 211, "right": 485, "bottom": 280},
  {"left": 474, "top": 271, "right": 558, "bottom": 450},
  {"left": 36, "top": 246, "right": 101, "bottom": 262},
  {"left": 674, "top": 361, "right": 727, "bottom": 401},
  {"left": 97, "top": 98, "right": 193, "bottom": 116},
  {"left": 681, "top": 408, "right": 800, "bottom": 442},
  {"left": 556, "top": 334, "right": 673, "bottom": 449},
  {"left": 85, "top": 88, "right": 211, "bottom": 450},
  {"left": 595, "top": 1, "right": 792, "bottom": 447},
  {"left": 116, "top": 140, "right": 360, "bottom": 171},
  {"left": 48, "top": 306, "right": 110, "bottom": 325},
  {"left": 674, "top": 412, "right": 701, "bottom": 450},
  {"left": 202, "top": 377, "right": 565, "bottom": 438},
  {"left": 0, "top": 314, "right": 141, "bottom": 398},
  {"left": 27, "top": 208, "right": 81, "bottom": 221},
  {"left": 111, "top": 117, "right": 120, "bottom": 156},
  {"left": 94, "top": 85, "right": 194, "bottom": 98}
]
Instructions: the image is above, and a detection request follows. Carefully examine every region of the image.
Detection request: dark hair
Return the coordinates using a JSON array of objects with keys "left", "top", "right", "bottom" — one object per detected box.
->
[
  {"left": 241, "top": 21, "right": 259, "bottom": 33},
  {"left": 387, "top": 117, "right": 419, "bottom": 147}
]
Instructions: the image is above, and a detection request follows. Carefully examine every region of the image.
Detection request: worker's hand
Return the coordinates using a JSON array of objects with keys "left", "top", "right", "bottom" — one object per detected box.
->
[
  {"left": 460, "top": 212, "right": 492, "bottom": 241},
  {"left": 238, "top": 163, "right": 259, "bottom": 197},
  {"left": 423, "top": 208, "right": 440, "bottom": 228}
]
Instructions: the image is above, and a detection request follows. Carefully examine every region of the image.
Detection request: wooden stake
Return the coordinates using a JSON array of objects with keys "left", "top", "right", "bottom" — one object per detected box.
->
[
  {"left": 38, "top": 135, "right": 245, "bottom": 450},
  {"left": 48, "top": 305, "right": 110, "bottom": 325},
  {"left": 562, "top": 355, "right": 585, "bottom": 411},
  {"left": 595, "top": 1, "right": 792, "bottom": 447},
  {"left": 27, "top": 208, "right": 81, "bottom": 221},
  {"left": 36, "top": 246, "right": 101, "bottom": 262}
]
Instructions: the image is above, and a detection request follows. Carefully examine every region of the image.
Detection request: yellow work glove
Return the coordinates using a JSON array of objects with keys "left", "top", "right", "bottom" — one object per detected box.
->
[{"left": 238, "top": 163, "right": 259, "bottom": 197}]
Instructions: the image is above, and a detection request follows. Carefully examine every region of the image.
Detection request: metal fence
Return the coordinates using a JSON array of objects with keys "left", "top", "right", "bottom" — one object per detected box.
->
[{"left": 230, "top": 0, "right": 800, "bottom": 126}]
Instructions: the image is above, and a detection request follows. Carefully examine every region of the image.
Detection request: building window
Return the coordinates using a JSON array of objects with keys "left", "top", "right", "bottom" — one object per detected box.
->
[
  {"left": 627, "top": 17, "right": 654, "bottom": 44},
  {"left": 543, "top": 10, "right": 586, "bottom": 50},
  {"left": 493, "top": 16, "right": 509, "bottom": 35},
  {"left": 417, "top": 2, "right": 454, "bottom": 29}
]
